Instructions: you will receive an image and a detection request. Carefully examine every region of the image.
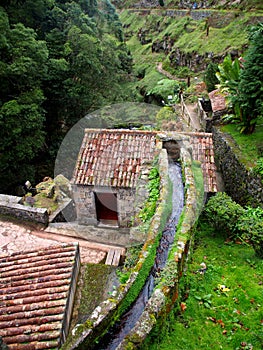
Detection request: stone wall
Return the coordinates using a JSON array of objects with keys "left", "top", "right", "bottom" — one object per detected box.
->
[
  {"left": 0, "top": 195, "right": 49, "bottom": 225},
  {"left": 118, "top": 188, "right": 137, "bottom": 227},
  {"left": 212, "top": 127, "right": 263, "bottom": 207},
  {"left": 73, "top": 184, "right": 137, "bottom": 227}
]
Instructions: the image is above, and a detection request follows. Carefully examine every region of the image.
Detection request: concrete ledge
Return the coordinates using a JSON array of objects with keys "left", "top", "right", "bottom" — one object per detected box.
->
[{"left": 0, "top": 201, "right": 48, "bottom": 225}]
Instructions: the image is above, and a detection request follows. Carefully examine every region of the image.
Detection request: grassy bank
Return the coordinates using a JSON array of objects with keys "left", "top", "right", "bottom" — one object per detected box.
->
[
  {"left": 221, "top": 116, "right": 263, "bottom": 168},
  {"left": 142, "top": 220, "right": 263, "bottom": 350}
]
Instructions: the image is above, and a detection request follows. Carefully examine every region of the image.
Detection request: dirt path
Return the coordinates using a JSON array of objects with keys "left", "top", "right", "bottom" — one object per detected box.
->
[
  {"left": 156, "top": 62, "right": 202, "bottom": 131},
  {"left": 156, "top": 62, "right": 186, "bottom": 82}
]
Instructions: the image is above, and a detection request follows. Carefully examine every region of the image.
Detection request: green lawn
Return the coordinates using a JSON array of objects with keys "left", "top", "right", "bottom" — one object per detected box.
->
[{"left": 143, "top": 220, "right": 263, "bottom": 350}]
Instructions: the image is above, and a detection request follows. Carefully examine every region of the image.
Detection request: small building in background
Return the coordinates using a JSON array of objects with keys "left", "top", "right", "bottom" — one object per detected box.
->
[
  {"left": 208, "top": 89, "right": 227, "bottom": 118},
  {"left": 198, "top": 89, "right": 227, "bottom": 131}
]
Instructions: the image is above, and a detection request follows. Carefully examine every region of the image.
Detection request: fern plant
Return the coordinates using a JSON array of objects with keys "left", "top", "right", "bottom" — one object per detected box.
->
[{"left": 254, "top": 157, "right": 263, "bottom": 178}]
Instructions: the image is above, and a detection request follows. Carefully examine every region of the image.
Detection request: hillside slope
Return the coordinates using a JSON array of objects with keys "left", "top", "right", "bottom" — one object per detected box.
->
[
  {"left": 117, "top": 3, "right": 263, "bottom": 103},
  {"left": 113, "top": 0, "right": 263, "bottom": 10}
]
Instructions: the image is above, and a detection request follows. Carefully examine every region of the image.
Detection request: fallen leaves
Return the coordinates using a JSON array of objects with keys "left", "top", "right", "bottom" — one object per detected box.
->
[
  {"left": 207, "top": 316, "right": 225, "bottom": 328},
  {"left": 207, "top": 315, "right": 250, "bottom": 334},
  {"left": 180, "top": 302, "right": 187, "bottom": 312}
]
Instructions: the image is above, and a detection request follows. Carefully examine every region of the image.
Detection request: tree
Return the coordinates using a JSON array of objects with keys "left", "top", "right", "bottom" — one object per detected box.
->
[
  {"left": 216, "top": 24, "right": 263, "bottom": 134},
  {"left": 216, "top": 55, "right": 241, "bottom": 96},
  {"left": 0, "top": 90, "right": 46, "bottom": 193},
  {"left": 216, "top": 55, "right": 245, "bottom": 132},
  {"left": 0, "top": 18, "right": 48, "bottom": 193},
  {"left": 0, "top": 0, "right": 133, "bottom": 193},
  {"left": 204, "top": 62, "right": 219, "bottom": 92},
  {"left": 237, "top": 23, "right": 263, "bottom": 134}
]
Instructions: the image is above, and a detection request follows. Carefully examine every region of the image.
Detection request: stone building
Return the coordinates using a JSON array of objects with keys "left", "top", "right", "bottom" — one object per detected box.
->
[{"left": 72, "top": 129, "right": 160, "bottom": 228}]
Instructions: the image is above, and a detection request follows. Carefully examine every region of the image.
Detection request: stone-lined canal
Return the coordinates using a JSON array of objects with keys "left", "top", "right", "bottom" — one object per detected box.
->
[{"left": 93, "top": 161, "right": 184, "bottom": 349}]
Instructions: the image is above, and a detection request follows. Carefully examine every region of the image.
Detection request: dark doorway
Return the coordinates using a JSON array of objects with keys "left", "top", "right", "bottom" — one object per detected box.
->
[{"left": 94, "top": 192, "right": 118, "bottom": 226}]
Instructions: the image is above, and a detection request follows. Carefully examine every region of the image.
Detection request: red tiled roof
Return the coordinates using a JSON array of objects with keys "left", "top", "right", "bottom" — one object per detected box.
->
[
  {"left": 73, "top": 129, "right": 158, "bottom": 188},
  {"left": 181, "top": 132, "right": 218, "bottom": 193},
  {"left": 0, "top": 243, "right": 80, "bottom": 349},
  {"left": 208, "top": 89, "right": 227, "bottom": 113}
]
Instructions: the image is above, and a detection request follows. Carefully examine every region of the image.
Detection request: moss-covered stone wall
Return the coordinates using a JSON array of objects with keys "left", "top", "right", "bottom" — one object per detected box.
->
[
  {"left": 212, "top": 127, "right": 263, "bottom": 207},
  {"left": 118, "top": 136, "right": 204, "bottom": 349}
]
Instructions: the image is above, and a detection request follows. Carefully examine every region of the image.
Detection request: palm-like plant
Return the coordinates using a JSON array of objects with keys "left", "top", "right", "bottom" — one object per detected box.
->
[
  {"left": 216, "top": 55, "right": 243, "bottom": 126},
  {"left": 216, "top": 24, "right": 263, "bottom": 134}
]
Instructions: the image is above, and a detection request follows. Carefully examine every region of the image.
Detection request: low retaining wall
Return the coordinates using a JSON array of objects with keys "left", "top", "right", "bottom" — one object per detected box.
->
[
  {"left": 213, "top": 127, "right": 263, "bottom": 207},
  {"left": 0, "top": 195, "right": 48, "bottom": 225}
]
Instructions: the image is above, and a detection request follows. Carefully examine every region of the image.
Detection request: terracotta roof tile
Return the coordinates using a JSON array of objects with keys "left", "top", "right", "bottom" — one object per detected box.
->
[
  {"left": 73, "top": 129, "right": 158, "bottom": 188},
  {"left": 208, "top": 89, "right": 227, "bottom": 113},
  {"left": 0, "top": 243, "right": 80, "bottom": 349},
  {"left": 180, "top": 132, "right": 218, "bottom": 193}
]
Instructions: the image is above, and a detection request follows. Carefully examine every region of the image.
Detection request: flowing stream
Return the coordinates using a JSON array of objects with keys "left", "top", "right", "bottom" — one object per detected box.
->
[{"left": 93, "top": 161, "right": 184, "bottom": 350}]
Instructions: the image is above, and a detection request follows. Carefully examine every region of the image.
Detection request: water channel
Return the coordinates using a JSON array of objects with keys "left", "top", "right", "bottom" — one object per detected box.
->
[{"left": 92, "top": 161, "right": 184, "bottom": 350}]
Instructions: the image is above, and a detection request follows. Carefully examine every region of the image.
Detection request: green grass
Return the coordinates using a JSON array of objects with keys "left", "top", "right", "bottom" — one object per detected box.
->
[
  {"left": 174, "top": 15, "right": 249, "bottom": 55},
  {"left": 221, "top": 116, "right": 263, "bottom": 168},
  {"left": 143, "top": 220, "right": 263, "bottom": 350}
]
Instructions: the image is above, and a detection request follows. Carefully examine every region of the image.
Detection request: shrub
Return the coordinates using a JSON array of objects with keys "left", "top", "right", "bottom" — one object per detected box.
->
[
  {"left": 236, "top": 207, "right": 263, "bottom": 258},
  {"left": 204, "top": 192, "right": 245, "bottom": 236},
  {"left": 203, "top": 62, "right": 219, "bottom": 92},
  {"left": 139, "top": 167, "right": 160, "bottom": 223},
  {"left": 254, "top": 157, "right": 263, "bottom": 178},
  {"left": 205, "top": 193, "right": 263, "bottom": 258}
]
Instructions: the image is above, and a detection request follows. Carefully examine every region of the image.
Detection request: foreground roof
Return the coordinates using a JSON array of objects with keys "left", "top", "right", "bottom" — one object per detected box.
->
[
  {"left": 0, "top": 243, "right": 80, "bottom": 349},
  {"left": 73, "top": 129, "right": 158, "bottom": 188}
]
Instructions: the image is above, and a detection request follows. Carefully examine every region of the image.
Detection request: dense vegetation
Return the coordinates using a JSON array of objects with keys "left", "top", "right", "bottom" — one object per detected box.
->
[
  {"left": 0, "top": 0, "right": 133, "bottom": 193},
  {"left": 1, "top": 0, "right": 262, "bottom": 193},
  {"left": 112, "top": 0, "right": 263, "bottom": 10},
  {"left": 118, "top": 3, "right": 263, "bottom": 107},
  {"left": 214, "top": 24, "right": 263, "bottom": 134},
  {"left": 1, "top": 1, "right": 261, "bottom": 349}
]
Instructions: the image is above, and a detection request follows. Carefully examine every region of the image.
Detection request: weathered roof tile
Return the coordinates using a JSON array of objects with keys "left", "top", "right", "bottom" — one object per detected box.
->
[
  {"left": 73, "top": 129, "right": 158, "bottom": 188},
  {"left": 208, "top": 89, "right": 227, "bottom": 114},
  {"left": 180, "top": 132, "right": 218, "bottom": 193},
  {"left": 0, "top": 243, "right": 80, "bottom": 349}
]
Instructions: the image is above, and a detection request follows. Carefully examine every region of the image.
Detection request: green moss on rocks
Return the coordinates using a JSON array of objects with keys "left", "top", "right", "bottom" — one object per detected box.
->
[{"left": 77, "top": 264, "right": 115, "bottom": 323}]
